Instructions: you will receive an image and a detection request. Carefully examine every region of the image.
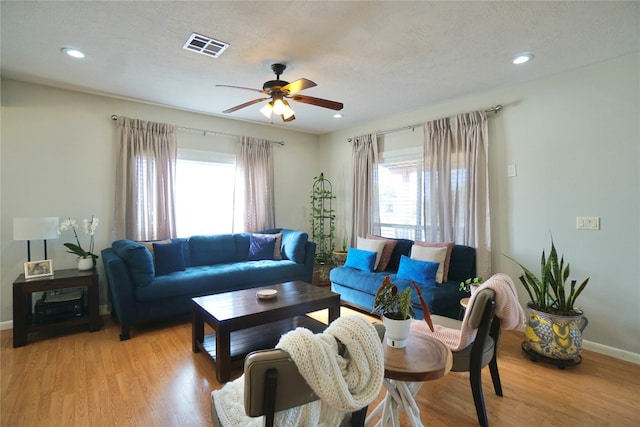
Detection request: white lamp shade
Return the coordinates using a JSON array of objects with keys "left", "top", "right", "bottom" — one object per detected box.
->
[
  {"left": 272, "top": 98, "right": 287, "bottom": 115},
  {"left": 281, "top": 101, "right": 295, "bottom": 119},
  {"left": 260, "top": 102, "right": 273, "bottom": 118},
  {"left": 13, "top": 217, "right": 59, "bottom": 240}
]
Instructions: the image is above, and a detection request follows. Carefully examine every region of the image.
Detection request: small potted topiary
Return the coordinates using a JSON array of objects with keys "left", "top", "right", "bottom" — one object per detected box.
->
[{"left": 372, "top": 276, "right": 434, "bottom": 348}]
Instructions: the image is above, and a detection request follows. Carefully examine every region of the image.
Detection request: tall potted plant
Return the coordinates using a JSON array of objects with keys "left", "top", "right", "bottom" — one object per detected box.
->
[
  {"left": 507, "top": 237, "right": 590, "bottom": 366},
  {"left": 309, "top": 173, "right": 336, "bottom": 285},
  {"left": 372, "top": 276, "right": 434, "bottom": 348}
]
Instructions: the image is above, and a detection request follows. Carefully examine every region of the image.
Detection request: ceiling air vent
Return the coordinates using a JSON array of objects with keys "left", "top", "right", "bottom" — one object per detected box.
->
[{"left": 183, "top": 33, "right": 229, "bottom": 58}]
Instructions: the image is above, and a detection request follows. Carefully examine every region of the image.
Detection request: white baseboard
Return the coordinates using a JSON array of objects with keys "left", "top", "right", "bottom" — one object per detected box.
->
[
  {"left": 0, "top": 320, "right": 12, "bottom": 331},
  {"left": 583, "top": 339, "right": 640, "bottom": 364}
]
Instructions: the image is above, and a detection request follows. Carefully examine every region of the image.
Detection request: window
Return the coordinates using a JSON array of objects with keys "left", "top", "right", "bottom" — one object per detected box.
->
[
  {"left": 175, "top": 149, "right": 236, "bottom": 237},
  {"left": 375, "top": 148, "right": 468, "bottom": 241},
  {"left": 134, "top": 156, "right": 158, "bottom": 236},
  {"left": 376, "top": 149, "right": 424, "bottom": 240}
]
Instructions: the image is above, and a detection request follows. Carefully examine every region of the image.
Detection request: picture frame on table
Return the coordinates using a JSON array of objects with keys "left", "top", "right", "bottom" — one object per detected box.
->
[{"left": 24, "top": 259, "right": 53, "bottom": 279}]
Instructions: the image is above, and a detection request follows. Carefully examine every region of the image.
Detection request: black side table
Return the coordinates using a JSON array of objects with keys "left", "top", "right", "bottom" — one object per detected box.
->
[{"left": 12, "top": 268, "right": 101, "bottom": 347}]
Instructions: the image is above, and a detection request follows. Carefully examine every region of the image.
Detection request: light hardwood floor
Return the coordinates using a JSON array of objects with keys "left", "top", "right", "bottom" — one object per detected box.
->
[{"left": 1, "top": 308, "right": 639, "bottom": 426}]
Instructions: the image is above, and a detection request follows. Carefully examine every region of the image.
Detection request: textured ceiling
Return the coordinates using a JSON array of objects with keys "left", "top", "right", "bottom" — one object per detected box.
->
[{"left": 2, "top": 1, "right": 639, "bottom": 134}]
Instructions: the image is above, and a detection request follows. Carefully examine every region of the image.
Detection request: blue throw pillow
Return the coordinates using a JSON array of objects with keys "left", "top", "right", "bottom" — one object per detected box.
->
[
  {"left": 112, "top": 239, "right": 155, "bottom": 286},
  {"left": 396, "top": 255, "right": 439, "bottom": 286},
  {"left": 153, "top": 241, "right": 186, "bottom": 276},
  {"left": 248, "top": 235, "right": 277, "bottom": 261},
  {"left": 171, "top": 237, "right": 191, "bottom": 267},
  {"left": 344, "top": 247, "right": 376, "bottom": 272},
  {"left": 280, "top": 229, "right": 309, "bottom": 263}
]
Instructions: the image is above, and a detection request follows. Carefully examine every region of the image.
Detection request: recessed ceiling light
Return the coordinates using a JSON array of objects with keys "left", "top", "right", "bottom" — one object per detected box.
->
[
  {"left": 333, "top": 113, "right": 343, "bottom": 119},
  {"left": 61, "top": 47, "right": 85, "bottom": 59},
  {"left": 512, "top": 53, "right": 534, "bottom": 65}
]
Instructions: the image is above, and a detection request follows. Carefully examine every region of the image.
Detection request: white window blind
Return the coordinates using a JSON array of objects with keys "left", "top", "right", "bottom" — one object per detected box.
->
[
  {"left": 175, "top": 150, "right": 236, "bottom": 237},
  {"left": 376, "top": 149, "right": 424, "bottom": 240},
  {"left": 375, "top": 148, "right": 469, "bottom": 241}
]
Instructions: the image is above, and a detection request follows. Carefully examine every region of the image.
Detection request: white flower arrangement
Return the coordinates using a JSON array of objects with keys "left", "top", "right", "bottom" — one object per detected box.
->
[{"left": 58, "top": 216, "right": 99, "bottom": 260}]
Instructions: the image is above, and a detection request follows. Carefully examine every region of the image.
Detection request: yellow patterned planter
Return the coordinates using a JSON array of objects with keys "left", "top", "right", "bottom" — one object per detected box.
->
[{"left": 524, "top": 303, "right": 588, "bottom": 361}]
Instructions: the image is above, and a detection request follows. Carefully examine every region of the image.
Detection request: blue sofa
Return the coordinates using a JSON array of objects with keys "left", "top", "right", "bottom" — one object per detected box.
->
[
  {"left": 101, "top": 229, "right": 316, "bottom": 340},
  {"left": 330, "top": 239, "right": 476, "bottom": 319}
]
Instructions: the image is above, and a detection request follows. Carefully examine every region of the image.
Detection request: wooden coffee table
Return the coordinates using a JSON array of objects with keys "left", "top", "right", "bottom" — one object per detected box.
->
[{"left": 192, "top": 280, "right": 340, "bottom": 382}]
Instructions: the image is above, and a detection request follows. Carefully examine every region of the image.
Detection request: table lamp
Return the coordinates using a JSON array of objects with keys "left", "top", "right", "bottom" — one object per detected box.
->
[{"left": 13, "top": 217, "right": 59, "bottom": 261}]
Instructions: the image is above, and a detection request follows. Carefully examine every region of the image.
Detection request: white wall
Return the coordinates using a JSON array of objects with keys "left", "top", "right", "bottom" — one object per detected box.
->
[
  {"left": 0, "top": 80, "right": 319, "bottom": 322},
  {"left": 319, "top": 53, "right": 640, "bottom": 356}
]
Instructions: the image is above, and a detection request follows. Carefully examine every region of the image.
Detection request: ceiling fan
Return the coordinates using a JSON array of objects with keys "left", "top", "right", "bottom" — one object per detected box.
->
[{"left": 217, "top": 63, "right": 343, "bottom": 122}]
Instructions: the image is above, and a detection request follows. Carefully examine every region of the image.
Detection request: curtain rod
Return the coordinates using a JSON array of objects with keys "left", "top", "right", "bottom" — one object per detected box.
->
[
  {"left": 347, "top": 104, "right": 503, "bottom": 142},
  {"left": 110, "top": 115, "right": 285, "bottom": 145}
]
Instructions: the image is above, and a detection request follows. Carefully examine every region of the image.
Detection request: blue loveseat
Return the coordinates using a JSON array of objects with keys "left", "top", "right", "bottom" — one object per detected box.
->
[
  {"left": 330, "top": 238, "right": 476, "bottom": 319},
  {"left": 101, "top": 229, "right": 315, "bottom": 340}
]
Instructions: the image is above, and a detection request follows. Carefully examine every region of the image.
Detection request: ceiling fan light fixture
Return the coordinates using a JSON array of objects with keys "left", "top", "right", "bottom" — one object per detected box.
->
[
  {"left": 219, "top": 62, "right": 341, "bottom": 122},
  {"left": 260, "top": 102, "right": 273, "bottom": 118},
  {"left": 281, "top": 100, "right": 295, "bottom": 120},
  {"left": 272, "top": 98, "right": 287, "bottom": 116}
]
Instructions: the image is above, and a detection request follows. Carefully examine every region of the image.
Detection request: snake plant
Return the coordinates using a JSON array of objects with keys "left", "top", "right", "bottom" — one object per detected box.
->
[{"left": 507, "top": 237, "right": 589, "bottom": 314}]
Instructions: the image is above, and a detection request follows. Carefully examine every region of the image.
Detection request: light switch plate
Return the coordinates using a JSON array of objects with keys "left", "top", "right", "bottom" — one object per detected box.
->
[{"left": 576, "top": 216, "right": 600, "bottom": 230}]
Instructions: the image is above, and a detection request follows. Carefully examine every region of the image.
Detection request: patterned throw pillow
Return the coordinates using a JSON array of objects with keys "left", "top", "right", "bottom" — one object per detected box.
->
[
  {"left": 138, "top": 239, "right": 172, "bottom": 258},
  {"left": 252, "top": 232, "right": 282, "bottom": 260},
  {"left": 248, "top": 235, "right": 277, "bottom": 261}
]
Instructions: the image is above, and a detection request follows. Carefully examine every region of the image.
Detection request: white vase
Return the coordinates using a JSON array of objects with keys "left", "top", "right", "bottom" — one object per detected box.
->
[
  {"left": 383, "top": 314, "right": 412, "bottom": 348},
  {"left": 77, "top": 256, "right": 94, "bottom": 271}
]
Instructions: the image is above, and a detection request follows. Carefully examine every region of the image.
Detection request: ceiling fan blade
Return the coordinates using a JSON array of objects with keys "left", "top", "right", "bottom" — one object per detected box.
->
[
  {"left": 282, "top": 78, "right": 317, "bottom": 95},
  {"left": 222, "top": 98, "right": 269, "bottom": 113},
  {"left": 290, "top": 94, "right": 343, "bottom": 111},
  {"left": 281, "top": 114, "right": 296, "bottom": 122},
  {"left": 216, "top": 84, "right": 267, "bottom": 94}
]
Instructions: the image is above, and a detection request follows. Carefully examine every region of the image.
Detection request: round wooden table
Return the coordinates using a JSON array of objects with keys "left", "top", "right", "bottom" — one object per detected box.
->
[
  {"left": 459, "top": 297, "right": 470, "bottom": 319},
  {"left": 366, "top": 326, "right": 452, "bottom": 426}
]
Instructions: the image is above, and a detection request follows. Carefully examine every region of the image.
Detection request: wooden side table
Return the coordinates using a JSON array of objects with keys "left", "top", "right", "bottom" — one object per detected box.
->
[
  {"left": 13, "top": 268, "right": 101, "bottom": 347},
  {"left": 366, "top": 327, "right": 452, "bottom": 426},
  {"left": 459, "top": 297, "right": 470, "bottom": 319}
]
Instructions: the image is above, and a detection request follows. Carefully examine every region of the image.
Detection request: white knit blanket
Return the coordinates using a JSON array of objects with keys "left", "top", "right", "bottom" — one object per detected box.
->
[
  {"left": 212, "top": 315, "right": 384, "bottom": 426},
  {"left": 413, "top": 273, "right": 526, "bottom": 351}
]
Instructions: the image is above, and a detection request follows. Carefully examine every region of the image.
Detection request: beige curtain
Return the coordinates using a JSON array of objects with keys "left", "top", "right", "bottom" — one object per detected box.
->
[
  {"left": 351, "top": 133, "right": 379, "bottom": 244},
  {"left": 114, "top": 117, "right": 177, "bottom": 240},
  {"left": 234, "top": 136, "right": 275, "bottom": 232},
  {"left": 423, "top": 111, "right": 491, "bottom": 278}
]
